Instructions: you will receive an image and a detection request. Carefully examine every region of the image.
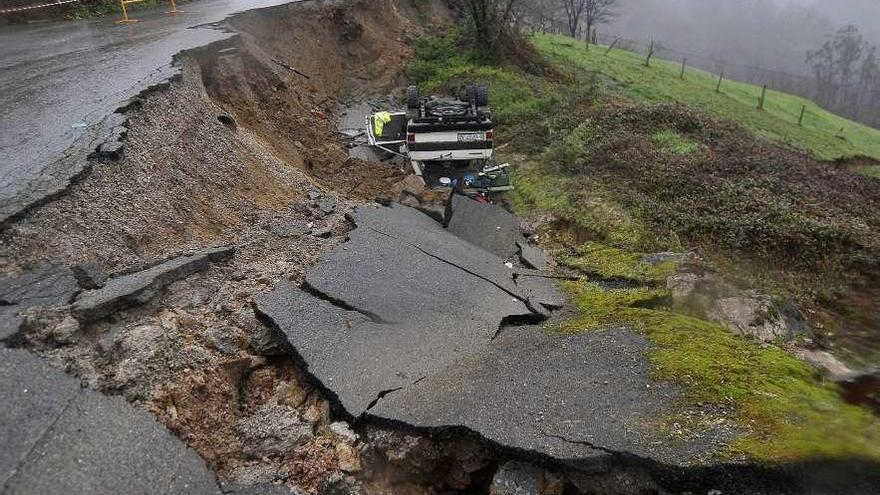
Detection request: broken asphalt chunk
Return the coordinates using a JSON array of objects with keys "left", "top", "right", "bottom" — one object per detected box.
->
[
  {"left": 0, "top": 348, "right": 220, "bottom": 494},
  {"left": 517, "top": 240, "right": 551, "bottom": 272},
  {"left": 0, "top": 264, "right": 78, "bottom": 341},
  {"left": 446, "top": 194, "right": 524, "bottom": 259},
  {"left": 73, "top": 246, "right": 234, "bottom": 322},
  {"left": 256, "top": 204, "right": 678, "bottom": 460}
]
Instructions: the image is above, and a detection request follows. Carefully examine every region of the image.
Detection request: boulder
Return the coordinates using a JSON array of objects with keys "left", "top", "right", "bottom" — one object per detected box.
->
[{"left": 235, "top": 404, "right": 314, "bottom": 458}]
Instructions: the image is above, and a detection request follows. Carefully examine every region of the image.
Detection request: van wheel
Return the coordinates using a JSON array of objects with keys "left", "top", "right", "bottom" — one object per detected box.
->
[
  {"left": 406, "top": 86, "right": 420, "bottom": 109},
  {"left": 474, "top": 85, "right": 489, "bottom": 107}
]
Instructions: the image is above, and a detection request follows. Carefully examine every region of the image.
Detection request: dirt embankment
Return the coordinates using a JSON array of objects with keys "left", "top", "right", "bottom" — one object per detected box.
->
[{"left": 0, "top": 0, "right": 425, "bottom": 275}]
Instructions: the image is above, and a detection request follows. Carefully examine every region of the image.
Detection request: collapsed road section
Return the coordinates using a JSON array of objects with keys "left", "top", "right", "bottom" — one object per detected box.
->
[{"left": 255, "top": 200, "right": 683, "bottom": 461}]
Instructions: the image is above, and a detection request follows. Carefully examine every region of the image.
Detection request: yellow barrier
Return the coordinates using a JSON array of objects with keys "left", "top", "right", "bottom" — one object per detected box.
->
[{"left": 116, "top": 0, "right": 183, "bottom": 24}]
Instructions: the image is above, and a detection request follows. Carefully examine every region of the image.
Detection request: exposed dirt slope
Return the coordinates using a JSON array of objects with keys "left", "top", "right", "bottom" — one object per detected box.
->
[{"left": 0, "top": 0, "right": 426, "bottom": 275}]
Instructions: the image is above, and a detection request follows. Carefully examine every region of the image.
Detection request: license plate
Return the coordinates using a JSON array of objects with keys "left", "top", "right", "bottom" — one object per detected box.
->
[{"left": 457, "top": 132, "right": 485, "bottom": 142}]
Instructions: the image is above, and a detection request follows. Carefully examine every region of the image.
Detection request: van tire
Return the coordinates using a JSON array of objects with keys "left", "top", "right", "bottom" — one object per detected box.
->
[{"left": 406, "top": 86, "right": 420, "bottom": 109}]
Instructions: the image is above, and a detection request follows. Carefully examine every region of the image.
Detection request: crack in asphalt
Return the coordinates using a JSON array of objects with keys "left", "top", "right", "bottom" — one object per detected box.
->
[
  {"left": 364, "top": 387, "right": 404, "bottom": 413},
  {"left": 3, "top": 389, "right": 79, "bottom": 491},
  {"left": 362, "top": 224, "right": 551, "bottom": 317},
  {"left": 301, "top": 281, "right": 395, "bottom": 325},
  {"left": 539, "top": 430, "right": 621, "bottom": 456}
]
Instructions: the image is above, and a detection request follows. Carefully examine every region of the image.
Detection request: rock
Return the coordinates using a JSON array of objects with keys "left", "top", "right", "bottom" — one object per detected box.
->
[
  {"left": 795, "top": 349, "right": 854, "bottom": 380},
  {"left": 51, "top": 315, "right": 81, "bottom": 345},
  {"left": 0, "top": 348, "right": 220, "bottom": 494},
  {"left": 71, "top": 262, "right": 108, "bottom": 289},
  {"left": 517, "top": 241, "right": 550, "bottom": 271},
  {"left": 271, "top": 223, "right": 312, "bottom": 238},
  {"left": 446, "top": 194, "right": 524, "bottom": 259},
  {"left": 711, "top": 294, "right": 806, "bottom": 343},
  {"left": 669, "top": 271, "right": 807, "bottom": 343},
  {"left": 308, "top": 190, "right": 323, "bottom": 201},
  {"left": 490, "top": 462, "right": 550, "bottom": 495},
  {"left": 641, "top": 252, "right": 685, "bottom": 265},
  {"left": 329, "top": 421, "right": 359, "bottom": 444},
  {"left": 390, "top": 175, "right": 425, "bottom": 198},
  {"left": 73, "top": 246, "right": 234, "bottom": 322},
  {"left": 247, "top": 320, "right": 287, "bottom": 357},
  {"left": 205, "top": 326, "right": 242, "bottom": 355},
  {"left": 666, "top": 272, "right": 700, "bottom": 301},
  {"left": 335, "top": 443, "right": 362, "bottom": 472},
  {"left": 317, "top": 198, "right": 337, "bottom": 215},
  {"left": 319, "top": 473, "right": 362, "bottom": 495},
  {"left": 312, "top": 227, "right": 333, "bottom": 238},
  {"left": 235, "top": 404, "right": 314, "bottom": 458}
]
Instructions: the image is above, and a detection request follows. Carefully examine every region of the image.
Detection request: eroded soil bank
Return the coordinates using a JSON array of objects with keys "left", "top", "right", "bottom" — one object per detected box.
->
[{"left": 2, "top": 1, "right": 880, "bottom": 495}]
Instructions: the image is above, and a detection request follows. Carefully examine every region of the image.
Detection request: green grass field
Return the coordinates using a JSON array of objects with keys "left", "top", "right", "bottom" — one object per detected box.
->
[{"left": 532, "top": 34, "right": 880, "bottom": 162}]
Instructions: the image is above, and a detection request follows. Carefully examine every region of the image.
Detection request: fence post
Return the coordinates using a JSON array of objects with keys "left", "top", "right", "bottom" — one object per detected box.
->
[
  {"left": 798, "top": 105, "right": 806, "bottom": 126},
  {"left": 605, "top": 38, "right": 619, "bottom": 56},
  {"left": 716, "top": 72, "right": 724, "bottom": 93},
  {"left": 680, "top": 58, "right": 686, "bottom": 79},
  {"left": 758, "top": 85, "right": 767, "bottom": 110},
  {"left": 645, "top": 40, "right": 655, "bottom": 67}
]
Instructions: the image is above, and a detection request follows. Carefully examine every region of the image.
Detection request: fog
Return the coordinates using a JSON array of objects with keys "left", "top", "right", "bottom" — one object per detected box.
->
[{"left": 603, "top": 0, "right": 880, "bottom": 78}]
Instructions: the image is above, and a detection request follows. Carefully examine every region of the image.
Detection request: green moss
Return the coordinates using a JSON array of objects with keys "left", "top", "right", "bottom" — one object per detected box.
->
[
  {"left": 561, "top": 242, "right": 676, "bottom": 283},
  {"left": 652, "top": 129, "right": 701, "bottom": 156},
  {"left": 864, "top": 165, "right": 880, "bottom": 180},
  {"left": 559, "top": 280, "right": 880, "bottom": 462}
]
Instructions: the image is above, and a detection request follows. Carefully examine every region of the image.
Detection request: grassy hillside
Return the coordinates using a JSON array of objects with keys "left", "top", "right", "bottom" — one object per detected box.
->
[
  {"left": 532, "top": 34, "right": 880, "bottom": 162},
  {"left": 406, "top": 28, "right": 880, "bottom": 463}
]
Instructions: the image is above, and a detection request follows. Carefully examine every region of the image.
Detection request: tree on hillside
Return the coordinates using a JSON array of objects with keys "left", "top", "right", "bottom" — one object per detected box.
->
[
  {"left": 459, "top": 0, "right": 520, "bottom": 51},
  {"left": 581, "top": 0, "right": 617, "bottom": 48},
  {"left": 832, "top": 25, "right": 867, "bottom": 98},
  {"left": 560, "top": 0, "right": 588, "bottom": 37},
  {"left": 807, "top": 39, "right": 836, "bottom": 104}
]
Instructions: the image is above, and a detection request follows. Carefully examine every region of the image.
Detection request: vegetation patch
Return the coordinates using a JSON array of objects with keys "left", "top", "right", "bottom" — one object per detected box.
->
[
  {"left": 652, "top": 129, "right": 701, "bottom": 156},
  {"left": 557, "top": 276, "right": 880, "bottom": 462},
  {"left": 561, "top": 242, "right": 676, "bottom": 284},
  {"left": 532, "top": 33, "right": 880, "bottom": 162},
  {"left": 407, "top": 29, "right": 560, "bottom": 126},
  {"left": 407, "top": 26, "right": 880, "bottom": 461}
]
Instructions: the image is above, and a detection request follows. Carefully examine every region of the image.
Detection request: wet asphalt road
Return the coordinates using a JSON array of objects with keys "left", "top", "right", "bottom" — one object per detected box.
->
[{"left": 0, "top": 0, "right": 298, "bottom": 223}]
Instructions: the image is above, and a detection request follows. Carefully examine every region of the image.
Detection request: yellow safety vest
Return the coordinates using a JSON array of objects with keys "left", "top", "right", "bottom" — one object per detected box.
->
[{"left": 373, "top": 111, "right": 392, "bottom": 137}]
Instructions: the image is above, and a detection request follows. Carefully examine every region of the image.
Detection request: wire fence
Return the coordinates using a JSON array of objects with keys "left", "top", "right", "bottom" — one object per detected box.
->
[{"left": 542, "top": 28, "right": 880, "bottom": 129}]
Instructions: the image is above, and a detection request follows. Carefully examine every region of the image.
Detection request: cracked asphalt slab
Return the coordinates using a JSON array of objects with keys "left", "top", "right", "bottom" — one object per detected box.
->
[
  {"left": 0, "top": 0, "right": 300, "bottom": 224},
  {"left": 256, "top": 203, "right": 684, "bottom": 461},
  {"left": 0, "top": 348, "right": 220, "bottom": 494}
]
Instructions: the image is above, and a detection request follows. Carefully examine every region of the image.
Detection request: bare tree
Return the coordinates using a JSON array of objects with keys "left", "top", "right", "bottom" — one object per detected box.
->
[
  {"left": 459, "top": 0, "right": 520, "bottom": 51},
  {"left": 560, "top": 0, "right": 587, "bottom": 38},
  {"left": 582, "top": 0, "right": 617, "bottom": 48}
]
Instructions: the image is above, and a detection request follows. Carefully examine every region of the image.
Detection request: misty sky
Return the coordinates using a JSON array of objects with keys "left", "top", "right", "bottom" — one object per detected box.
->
[{"left": 604, "top": 0, "right": 880, "bottom": 78}]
